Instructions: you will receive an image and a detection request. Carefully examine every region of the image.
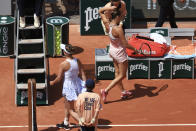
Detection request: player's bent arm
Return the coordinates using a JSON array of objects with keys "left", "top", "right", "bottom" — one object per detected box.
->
[
  {"left": 120, "top": 1, "right": 127, "bottom": 21},
  {"left": 76, "top": 97, "right": 85, "bottom": 126},
  {"left": 99, "top": 5, "right": 116, "bottom": 21},
  {"left": 99, "top": 7, "right": 111, "bottom": 32},
  {"left": 118, "top": 27, "right": 138, "bottom": 53},
  {"left": 90, "top": 96, "right": 101, "bottom": 125},
  {"left": 99, "top": 4, "right": 116, "bottom": 14},
  {"left": 77, "top": 59, "right": 86, "bottom": 81},
  {"left": 90, "top": 111, "right": 99, "bottom": 124}
]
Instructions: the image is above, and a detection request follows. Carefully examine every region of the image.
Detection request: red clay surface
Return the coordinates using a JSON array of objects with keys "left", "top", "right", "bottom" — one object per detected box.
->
[{"left": 1, "top": 22, "right": 196, "bottom": 131}]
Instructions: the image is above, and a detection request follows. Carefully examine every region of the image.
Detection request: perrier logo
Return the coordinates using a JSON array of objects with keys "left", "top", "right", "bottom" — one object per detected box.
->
[
  {"left": 173, "top": 63, "right": 191, "bottom": 75},
  {"left": 129, "top": 63, "right": 148, "bottom": 75},
  {"left": 97, "top": 64, "right": 115, "bottom": 76},
  {"left": 84, "top": 7, "right": 102, "bottom": 31}
]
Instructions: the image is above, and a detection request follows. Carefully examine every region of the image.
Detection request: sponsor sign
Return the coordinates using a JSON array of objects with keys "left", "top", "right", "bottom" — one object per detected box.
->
[
  {"left": 80, "top": 0, "right": 131, "bottom": 35},
  {"left": 0, "top": 16, "right": 15, "bottom": 56},
  {"left": 128, "top": 60, "right": 149, "bottom": 79},
  {"left": 150, "top": 28, "right": 169, "bottom": 37},
  {"left": 17, "top": 89, "right": 47, "bottom": 106},
  {"left": 172, "top": 59, "right": 194, "bottom": 78},
  {"left": 96, "top": 61, "right": 115, "bottom": 80},
  {"left": 150, "top": 60, "right": 171, "bottom": 79}
]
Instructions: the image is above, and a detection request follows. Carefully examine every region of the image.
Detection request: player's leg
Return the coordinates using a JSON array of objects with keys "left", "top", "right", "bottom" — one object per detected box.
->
[
  {"left": 113, "top": 59, "right": 124, "bottom": 92},
  {"left": 105, "top": 60, "right": 127, "bottom": 92},
  {"left": 155, "top": 6, "right": 166, "bottom": 27},
  {"left": 168, "top": 5, "right": 178, "bottom": 28},
  {"left": 118, "top": 60, "right": 132, "bottom": 99},
  {"left": 34, "top": 0, "right": 43, "bottom": 27},
  {"left": 64, "top": 98, "right": 70, "bottom": 125},
  {"left": 17, "top": 0, "right": 26, "bottom": 27},
  {"left": 56, "top": 98, "right": 70, "bottom": 130},
  {"left": 69, "top": 101, "right": 80, "bottom": 122},
  {"left": 101, "top": 59, "right": 119, "bottom": 103}
]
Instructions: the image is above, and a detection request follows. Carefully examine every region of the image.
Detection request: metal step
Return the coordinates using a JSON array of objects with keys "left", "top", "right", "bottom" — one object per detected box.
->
[
  {"left": 19, "top": 39, "right": 43, "bottom": 44},
  {"left": 17, "top": 83, "right": 46, "bottom": 89},
  {"left": 19, "top": 25, "right": 42, "bottom": 30},
  {"left": 17, "top": 68, "right": 45, "bottom": 74},
  {"left": 18, "top": 53, "right": 44, "bottom": 59}
]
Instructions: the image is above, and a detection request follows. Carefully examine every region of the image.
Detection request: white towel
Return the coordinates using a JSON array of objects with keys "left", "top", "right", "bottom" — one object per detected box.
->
[{"left": 149, "top": 33, "right": 167, "bottom": 45}]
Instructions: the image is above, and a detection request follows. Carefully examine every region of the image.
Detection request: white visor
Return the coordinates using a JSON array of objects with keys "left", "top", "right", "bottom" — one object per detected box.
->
[{"left": 60, "top": 44, "right": 71, "bottom": 54}]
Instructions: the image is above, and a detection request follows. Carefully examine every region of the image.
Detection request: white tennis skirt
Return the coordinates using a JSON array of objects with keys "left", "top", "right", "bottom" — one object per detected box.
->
[{"left": 62, "top": 77, "right": 86, "bottom": 101}]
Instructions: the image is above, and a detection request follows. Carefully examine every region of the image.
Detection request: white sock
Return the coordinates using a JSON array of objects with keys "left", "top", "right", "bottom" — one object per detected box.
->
[
  {"left": 64, "top": 118, "right": 68, "bottom": 125},
  {"left": 122, "top": 90, "right": 126, "bottom": 94}
]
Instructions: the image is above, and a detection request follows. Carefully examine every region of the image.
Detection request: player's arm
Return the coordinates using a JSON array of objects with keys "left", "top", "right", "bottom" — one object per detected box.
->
[
  {"left": 77, "top": 59, "right": 86, "bottom": 81},
  {"left": 50, "top": 62, "right": 67, "bottom": 86},
  {"left": 99, "top": 5, "right": 116, "bottom": 32},
  {"left": 120, "top": 1, "right": 127, "bottom": 21},
  {"left": 89, "top": 95, "right": 101, "bottom": 126},
  {"left": 117, "top": 27, "right": 139, "bottom": 53},
  {"left": 76, "top": 96, "right": 84, "bottom": 126}
]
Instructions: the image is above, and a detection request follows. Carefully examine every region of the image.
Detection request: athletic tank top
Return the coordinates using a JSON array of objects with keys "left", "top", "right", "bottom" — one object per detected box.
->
[
  {"left": 64, "top": 58, "right": 79, "bottom": 80},
  {"left": 108, "top": 24, "right": 123, "bottom": 49}
]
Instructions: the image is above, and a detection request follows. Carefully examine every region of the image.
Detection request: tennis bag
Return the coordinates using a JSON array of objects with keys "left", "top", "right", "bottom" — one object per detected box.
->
[{"left": 126, "top": 35, "right": 168, "bottom": 57}]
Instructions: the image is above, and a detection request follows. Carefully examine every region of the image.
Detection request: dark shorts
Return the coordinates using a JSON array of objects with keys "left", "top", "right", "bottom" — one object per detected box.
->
[{"left": 80, "top": 126, "right": 95, "bottom": 131}]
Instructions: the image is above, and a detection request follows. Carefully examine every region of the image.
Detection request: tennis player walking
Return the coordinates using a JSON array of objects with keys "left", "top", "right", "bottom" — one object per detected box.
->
[
  {"left": 50, "top": 44, "right": 86, "bottom": 130},
  {"left": 99, "top": 9, "right": 139, "bottom": 103},
  {"left": 100, "top": 0, "right": 127, "bottom": 34}
]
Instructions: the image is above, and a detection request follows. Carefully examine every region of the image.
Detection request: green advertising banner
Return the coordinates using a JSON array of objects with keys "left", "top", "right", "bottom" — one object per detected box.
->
[
  {"left": 0, "top": 16, "right": 15, "bottom": 56},
  {"left": 172, "top": 59, "right": 194, "bottom": 79},
  {"left": 80, "top": 0, "right": 131, "bottom": 35},
  {"left": 150, "top": 60, "right": 171, "bottom": 79},
  {"left": 128, "top": 60, "right": 149, "bottom": 79},
  {"left": 17, "top": 89, "right": 47, "bottom": 106},
  {"left": 96, "top": 61, "right": 115, "bottom": 80},
  {"left": 150, "top": 28, "right": 169, "bottom": 37}
]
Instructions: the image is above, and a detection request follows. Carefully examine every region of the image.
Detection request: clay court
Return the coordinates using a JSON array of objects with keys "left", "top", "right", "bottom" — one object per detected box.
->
[{"left": 1, "top": 21, "right": 196, "bottom": 131}]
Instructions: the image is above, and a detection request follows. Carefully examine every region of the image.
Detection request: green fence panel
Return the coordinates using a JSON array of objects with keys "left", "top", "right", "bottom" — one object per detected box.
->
[
  {"left": 150, "top": 60, "right": 171, "bottom": 79},
  {"left": 150, "top": 28, "right": 169, "bottom": 37},
  {"left": 96, "top": 61, "right": 115, "bottom": 80},
  {"left": 17, "top": 89, "right": 47, "bottom": 106},
  {"left": 128, "top": 60, "right": 149, "bottom": 79},
  {"left": 80, "top": 0, "right": 131, "bottom": 35},
  {"left": 172, "top": 59, "right": 194, "bottom": 79},
  {"left": 0, "top": 16, "right": 15, "bottom": 56}
]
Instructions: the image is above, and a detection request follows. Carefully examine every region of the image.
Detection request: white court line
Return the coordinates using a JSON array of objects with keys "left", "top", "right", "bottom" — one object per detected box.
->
[{"left": 1, "top": 124, "right": 196, "bottom": 128}]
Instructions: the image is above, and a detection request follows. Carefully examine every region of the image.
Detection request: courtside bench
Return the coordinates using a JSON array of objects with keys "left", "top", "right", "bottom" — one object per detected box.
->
[
  {"left": 125, "top": 27, "right": 195, "bottom": 45},
  {"left": 95, "top": 48, "right": 195, "bottom": 80},
  {"left": 169, "top": 28, "right": 195, "bottom": 44}
]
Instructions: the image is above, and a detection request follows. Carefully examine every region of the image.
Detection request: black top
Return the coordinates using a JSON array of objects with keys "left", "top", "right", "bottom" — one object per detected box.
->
[{"left": 158, "top": 0, "right": 174, "bottom": 7}]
